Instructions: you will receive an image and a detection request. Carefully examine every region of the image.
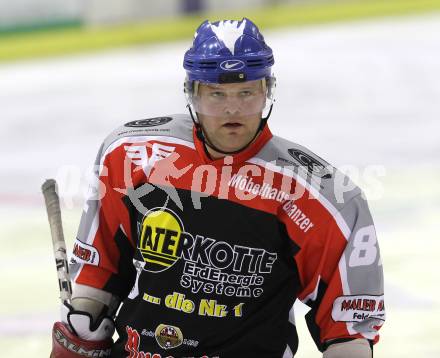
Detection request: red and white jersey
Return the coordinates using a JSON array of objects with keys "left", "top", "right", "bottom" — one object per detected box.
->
[{"left": 70, "top": 114, "right": 385, "bottom": 357}]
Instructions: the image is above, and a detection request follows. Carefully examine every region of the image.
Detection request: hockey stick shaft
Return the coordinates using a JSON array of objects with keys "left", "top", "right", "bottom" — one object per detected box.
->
[{"left": 42, "top": 179, "right": 72, "bottom": 304}]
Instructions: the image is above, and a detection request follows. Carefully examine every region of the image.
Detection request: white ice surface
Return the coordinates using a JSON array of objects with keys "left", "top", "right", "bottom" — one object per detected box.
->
[
  {"left": 0, "top": 12, "right": 439, "bottom": 358},
  {"left": 0, "top": 13, "right": 439, "bottom": 203}
]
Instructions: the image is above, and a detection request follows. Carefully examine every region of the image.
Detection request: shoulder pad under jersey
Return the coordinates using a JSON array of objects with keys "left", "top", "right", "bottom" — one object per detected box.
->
[
  {"left": 101, "top": 114, "right": 193, "bottom": 153},
  {"left": 254, "top": 134, "right": 362, "bottom": 211}
]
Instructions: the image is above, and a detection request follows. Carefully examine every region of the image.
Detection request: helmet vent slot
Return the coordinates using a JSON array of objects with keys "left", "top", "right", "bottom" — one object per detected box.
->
[{"left": 199, "top": 61, "right": 217, "bottom": 69}]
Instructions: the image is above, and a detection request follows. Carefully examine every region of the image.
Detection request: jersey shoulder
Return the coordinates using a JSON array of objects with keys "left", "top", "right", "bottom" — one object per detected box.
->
[
  {"left": 256, "top": 134, "right": 362, "bottom": 210},
  {"left": 101, "top": 114, "right": 194, "bottom": 153}
]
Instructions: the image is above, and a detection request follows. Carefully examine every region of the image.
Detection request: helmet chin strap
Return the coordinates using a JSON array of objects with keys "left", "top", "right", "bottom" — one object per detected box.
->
[{"left": 187, "top": 104, "right": 273, "bottom": 158}]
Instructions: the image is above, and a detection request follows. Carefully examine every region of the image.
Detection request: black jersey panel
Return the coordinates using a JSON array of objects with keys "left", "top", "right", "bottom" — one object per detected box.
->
[{"left": 111, "top": 185, "right": 302, "bottom": 357}]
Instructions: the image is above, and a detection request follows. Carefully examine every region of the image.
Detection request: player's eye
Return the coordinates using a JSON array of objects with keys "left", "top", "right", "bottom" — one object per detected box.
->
[
  {"left": 239, "top": 90, "right": 253, "bottom": 97},
  {"left": 210, "top": 91, "right": 225, "bottom": 98}
]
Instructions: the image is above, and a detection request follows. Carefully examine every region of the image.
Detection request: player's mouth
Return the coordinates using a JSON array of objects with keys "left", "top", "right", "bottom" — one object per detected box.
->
[{"left": 223, "top": 122, "right": 243, "bottom": 128}]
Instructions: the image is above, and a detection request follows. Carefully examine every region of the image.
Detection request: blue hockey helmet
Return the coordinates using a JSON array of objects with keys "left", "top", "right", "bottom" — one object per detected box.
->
[
  {"left": 184, "top": 18, "right": 276, "bottom": 156},
  {"left": 183, "top": 18, "right": 275, "bottom": 84}
]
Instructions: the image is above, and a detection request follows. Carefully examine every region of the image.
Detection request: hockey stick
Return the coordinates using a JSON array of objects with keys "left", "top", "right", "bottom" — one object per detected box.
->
[{"left": 42, "top": 179, "right": 72, "bottom": 305}]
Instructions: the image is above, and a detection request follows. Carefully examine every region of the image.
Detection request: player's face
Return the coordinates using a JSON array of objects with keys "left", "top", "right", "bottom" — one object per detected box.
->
[{"left": 195, "top": 80, "right": 266, "bottom": 156}]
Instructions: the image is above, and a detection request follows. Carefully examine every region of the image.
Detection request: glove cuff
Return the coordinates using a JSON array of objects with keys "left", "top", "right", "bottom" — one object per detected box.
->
[
  {"left": 61, "top": 302, "right": 115, "bottom": 341},
  {"left": 52, "top": 322, "right": 112, "bottom": 358}
]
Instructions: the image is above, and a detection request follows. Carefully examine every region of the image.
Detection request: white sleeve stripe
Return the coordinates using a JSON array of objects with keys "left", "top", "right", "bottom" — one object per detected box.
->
[
  {"left": 85, "top": 203, "right": 100, "bottom": 245},
  {"left": 247, "top": 157, "right": 351, "bottom": 240},
  {"left": 72, "top": 201, "right": 101, "bottom": 283},
  {"left": 302, "top": 275, "right": 321, "bottom": 304},
  {"left": 119, "top": 223, "right": 127, "bottom": 237},
  {"left": 282, "top": 344, "right": 294, "bottom": 358},
  {"left": 338, "top": 254, "right": 351, "bottom": 295},
  {"left": 338, "top": 250, "right": 357, "bottom": 336}
]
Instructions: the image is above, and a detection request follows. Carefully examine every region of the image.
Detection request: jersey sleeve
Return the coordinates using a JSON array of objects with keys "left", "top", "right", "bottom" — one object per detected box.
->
[
  {"left": 294, "top": 194, "right": 385, "bottom": 351},
  {"left": 69, "top": 142, "right": 136, "bottom": 301}
]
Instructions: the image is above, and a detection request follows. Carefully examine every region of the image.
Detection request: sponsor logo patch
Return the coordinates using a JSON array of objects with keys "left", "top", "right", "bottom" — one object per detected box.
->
[
  {"left": 286, "top": 148, "right": 332, "bottom": 179},
  {"left": 72, "top": 239, "right": 100, "bottom": 266},
  {"left": 220, "top": 60, "right": 245, "bottom": 71},
  {"left": 125, "top": 326, "right": 168, "bottom": 358},
  {"left": 136, "top": 208, "right": 277, "bottom": 299},
  {"left": 125, "top": 117, "right": 173, "bottom": 127},
  {"left": 155, "top": 324, "right": 184, "bottom": 350},
  {"left": 138, "top": 208, "right": 184, "bottom": 272},
  {"left": 126, "top": 325, "right": 206, "bottom": 356},
  {"left": 332, "top": 294, "right": 385, "bottom": 322}
]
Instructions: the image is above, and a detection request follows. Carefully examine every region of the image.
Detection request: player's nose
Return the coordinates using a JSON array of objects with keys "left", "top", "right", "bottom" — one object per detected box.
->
[{"left": 223, "top": 96, "right": 241, "bottom": 115}]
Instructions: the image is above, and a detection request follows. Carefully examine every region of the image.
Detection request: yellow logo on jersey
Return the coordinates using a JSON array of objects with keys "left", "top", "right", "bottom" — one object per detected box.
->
[{"left": 139, "top": 208, "right": 183, "bottom": 272}]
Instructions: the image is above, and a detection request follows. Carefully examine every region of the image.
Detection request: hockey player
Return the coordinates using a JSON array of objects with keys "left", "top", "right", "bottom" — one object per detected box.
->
[{"left": 51, "top": 18, "right": 385, "bottom": 357}]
